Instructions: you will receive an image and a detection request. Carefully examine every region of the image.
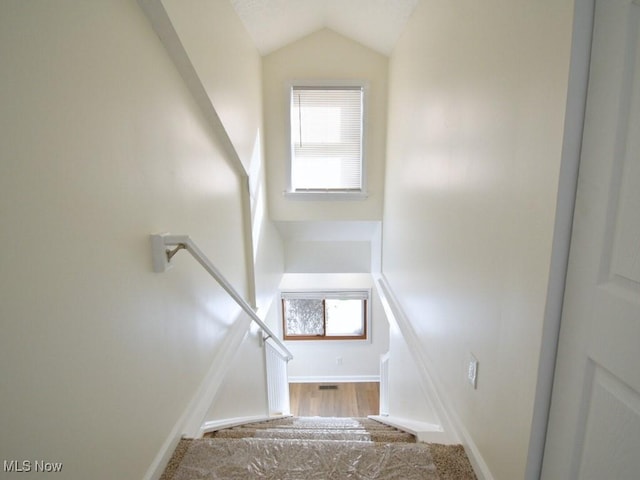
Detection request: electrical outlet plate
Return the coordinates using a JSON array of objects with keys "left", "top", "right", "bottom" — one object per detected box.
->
[{"left": 467, "top": 354, "right": 478, "bottom": 389}]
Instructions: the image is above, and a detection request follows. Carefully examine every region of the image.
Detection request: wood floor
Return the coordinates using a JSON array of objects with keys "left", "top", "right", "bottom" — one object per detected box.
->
[{"left": 289, "top": 382, "right": 380, "bottom": 417}]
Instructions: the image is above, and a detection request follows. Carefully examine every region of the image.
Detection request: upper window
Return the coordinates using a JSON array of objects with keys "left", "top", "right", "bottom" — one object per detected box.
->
[
  {"left": 288, "top": 85, "right": 364, "bottom": 195},
  {"left": 281, "top": 291, "right": 369, "bottom": 341}
]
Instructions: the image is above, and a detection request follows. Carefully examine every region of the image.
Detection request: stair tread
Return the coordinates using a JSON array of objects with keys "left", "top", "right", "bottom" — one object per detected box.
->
[
  {"left": 213, "top": 429, "right": 373, "bottom": 441},
  {"left": 207, "top": 416, "right": 417, "bottom": 444},
  {"left": 164, "top": 418, "right": 476, "bottom": 479},
  {"left": 171, "top": 438, "right": 439, "bottom": 480},
  {"left": 212, "top": 428, "right": 415, "bottom": 442},
  {"left": 230, "top": 426, "right": 399, "bottom": 432},
  {"left": 230, "top": 417, "right": 405, "bottom": 430}
]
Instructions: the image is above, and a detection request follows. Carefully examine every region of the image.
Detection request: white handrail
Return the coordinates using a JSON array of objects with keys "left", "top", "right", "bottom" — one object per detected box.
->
[{"left": 151, "top": 233, "right": 293, "bottom": 361}]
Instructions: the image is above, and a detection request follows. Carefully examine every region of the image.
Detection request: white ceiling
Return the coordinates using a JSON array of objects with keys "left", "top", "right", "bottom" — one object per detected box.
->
[{"left": 229, "top": 0, "right": 419, "bottom": 56}]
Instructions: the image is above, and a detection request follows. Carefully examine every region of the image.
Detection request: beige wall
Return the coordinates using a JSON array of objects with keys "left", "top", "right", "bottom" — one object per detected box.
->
[
  {"left": 263, "top": 29, "right": 388, "bottom": 221},
  {"left": 284, "top": 240, "right": 371, "bottom": 273},
  {"left": 382, "top": 1, "right": 574, "bottom": 478},
  {"left": 0, "top": 0, "right": 275, "bottom": 478},
  {"left": 163, "top": 0, "right": 263, "bottom": 174},
  {"left": 161, "top": 0, "right": 286, "bottom": 431},
  {"left": 203, "top": 326, "right": 269, "bottom": 421}
]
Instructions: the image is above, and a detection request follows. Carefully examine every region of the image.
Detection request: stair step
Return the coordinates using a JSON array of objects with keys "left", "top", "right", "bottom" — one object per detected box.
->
[
  {"left": 211, "top": 427, "right": 416, "bottom": 443},
  {"left": 170, "top": 438, "right": 439, "bottom": 480},
  {"left": 163, "top": 419, "right": 477, "bottom": 479},
  {"left": 206, "top": 416, "right": 417, "bottom": 444},
  {"left": 229, "top": 416, "right": 404, "bottom": 430},
  {"left": 213, "top": 428, "right": 373, "bottom": 441}
]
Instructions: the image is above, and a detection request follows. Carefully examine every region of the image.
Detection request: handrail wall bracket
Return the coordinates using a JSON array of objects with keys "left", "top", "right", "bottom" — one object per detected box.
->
[
  {"left": 260, "top": 331, "right": 272, "bottom": 347},
  {"left": 149, "top": 233, "right": 293, "bottom": 361},
  {"left": 151, "top": 233, "right": 177, "bottom": 273},
  {"left": 166, "top": 243, "right": 186, "bottom": 263}
]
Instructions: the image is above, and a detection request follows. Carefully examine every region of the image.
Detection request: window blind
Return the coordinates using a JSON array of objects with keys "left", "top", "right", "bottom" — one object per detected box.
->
[
  {"left": 290, "top": 86, "right": 363, "bottom": 191},
  {"left": 281, "top": 291, "right": 369, "bottom": 301}
]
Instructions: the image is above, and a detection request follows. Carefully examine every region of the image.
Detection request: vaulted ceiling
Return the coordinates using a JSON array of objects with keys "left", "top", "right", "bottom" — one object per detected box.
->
[{"left": 229, "top": 0, "right": 419, "bottom": 56}]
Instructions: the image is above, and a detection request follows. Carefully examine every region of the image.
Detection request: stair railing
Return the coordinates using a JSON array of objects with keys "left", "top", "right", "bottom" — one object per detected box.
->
[
  {"left": 379, "top": 352, "right": 390, "bottom": 416},
  {"left": 150, "top": 233, "right": 293, "bottom": 361},
  {"left": 265, "top": 341, "right": 291, "bottom": 416}
]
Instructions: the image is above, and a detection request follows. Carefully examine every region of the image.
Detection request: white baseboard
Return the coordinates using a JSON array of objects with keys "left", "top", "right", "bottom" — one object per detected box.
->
[
  {"left": 374, "top": 274, "right": 495, "bottom": 480},
  {"left": 431, "top": 396, "right": 495, "bottom": 480},
  {"left": 288, "top": 375, "right": 380, "bottom": 383},
  {"left": 201, "top": 414, "right": 292, "bottom": 434},
  {"left": 368, "top": 415, "right": 449, "bottom": 444},
  {"left": 142, "top": 432, "right": 183, "bottom": 480}
]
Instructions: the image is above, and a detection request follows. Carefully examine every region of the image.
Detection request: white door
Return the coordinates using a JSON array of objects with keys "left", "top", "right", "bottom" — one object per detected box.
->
[{"left": 541, "top": 1, "right": 640, "bottom": 478}]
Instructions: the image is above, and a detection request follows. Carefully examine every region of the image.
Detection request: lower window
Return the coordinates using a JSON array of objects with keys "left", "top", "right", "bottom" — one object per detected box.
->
[{"left": 281, "top": 291, "right": 369, "bottom": 341}]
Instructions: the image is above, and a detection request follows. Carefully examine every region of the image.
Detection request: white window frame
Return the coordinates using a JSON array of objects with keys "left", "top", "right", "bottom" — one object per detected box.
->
[
  {"left": 284, "top": 80, "right": 368, "bottom": 201},
  {"left": 280, "top": 289, "right": 372, "bottom": 343}
]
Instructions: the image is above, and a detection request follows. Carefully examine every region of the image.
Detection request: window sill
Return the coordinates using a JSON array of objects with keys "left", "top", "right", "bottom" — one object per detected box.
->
[
  {"left": 283, "top": 190, "right": 368, "bottom": 201},
  {"left": 283, "top": 338, "right": 371, "bottom": 345}
]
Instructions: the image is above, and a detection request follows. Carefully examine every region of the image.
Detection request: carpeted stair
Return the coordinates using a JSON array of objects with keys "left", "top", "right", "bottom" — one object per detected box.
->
[
  {"left": 161, "top": 417, "right": 477, "bottom": 479},
  {"left": 208, "top": 416, "right": 417, "bottom": 443}
]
